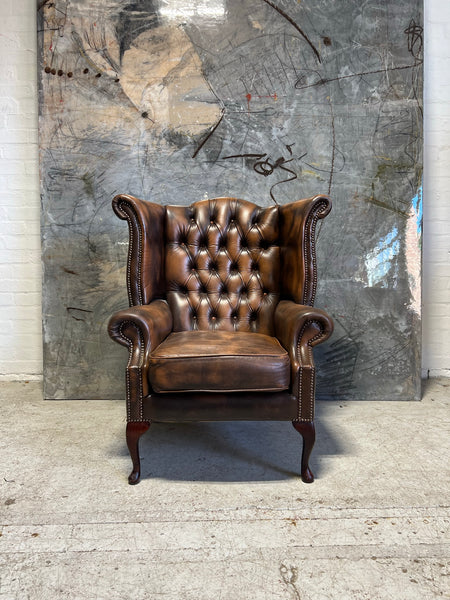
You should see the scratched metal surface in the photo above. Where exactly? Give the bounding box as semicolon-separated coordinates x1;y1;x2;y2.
38;0;422;400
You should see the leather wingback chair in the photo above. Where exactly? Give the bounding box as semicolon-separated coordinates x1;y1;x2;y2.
108;194;333;484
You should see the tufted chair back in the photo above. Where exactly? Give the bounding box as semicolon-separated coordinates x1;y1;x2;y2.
165;198;280;335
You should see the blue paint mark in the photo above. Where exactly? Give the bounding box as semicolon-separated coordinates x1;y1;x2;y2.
411;184;423;238
366;226;400;287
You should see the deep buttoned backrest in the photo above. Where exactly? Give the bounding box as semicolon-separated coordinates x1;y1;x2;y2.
165;198;280;334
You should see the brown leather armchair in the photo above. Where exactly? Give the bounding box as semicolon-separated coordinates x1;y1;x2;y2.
108;194;333;484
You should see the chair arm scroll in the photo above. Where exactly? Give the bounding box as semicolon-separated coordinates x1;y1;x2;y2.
108;300;173;420
275;300;333;421
275;300;333;365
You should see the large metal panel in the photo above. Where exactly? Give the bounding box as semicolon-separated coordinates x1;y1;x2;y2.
38;0;422;400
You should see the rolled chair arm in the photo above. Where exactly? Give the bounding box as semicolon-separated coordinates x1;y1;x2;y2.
108;300;173;420
275;300;333;363
274;300;334;421
108;300;173;359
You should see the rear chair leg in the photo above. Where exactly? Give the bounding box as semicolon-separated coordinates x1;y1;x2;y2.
292;421;316;483
126;421;151;485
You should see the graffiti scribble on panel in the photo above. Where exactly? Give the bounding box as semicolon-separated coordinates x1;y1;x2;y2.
38;0;422;400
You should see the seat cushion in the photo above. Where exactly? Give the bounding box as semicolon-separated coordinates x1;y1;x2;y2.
149;331;290;393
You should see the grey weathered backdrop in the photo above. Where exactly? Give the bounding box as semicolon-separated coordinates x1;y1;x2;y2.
38;0;423;400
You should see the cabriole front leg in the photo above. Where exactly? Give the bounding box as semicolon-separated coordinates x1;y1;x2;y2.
292;421;316;483
126;421;151;484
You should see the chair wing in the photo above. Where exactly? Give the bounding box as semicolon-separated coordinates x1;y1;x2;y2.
113;194;166;306
279;195;332;306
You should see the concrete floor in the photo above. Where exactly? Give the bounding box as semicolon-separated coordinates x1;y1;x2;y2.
0;380;448;599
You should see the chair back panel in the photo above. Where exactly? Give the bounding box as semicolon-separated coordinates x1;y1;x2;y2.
165;198;280;334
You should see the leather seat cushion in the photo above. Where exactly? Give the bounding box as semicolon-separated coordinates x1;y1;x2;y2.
149;331;290;393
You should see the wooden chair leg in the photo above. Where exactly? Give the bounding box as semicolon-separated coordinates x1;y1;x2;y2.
126;421;151;485
292;421;316;483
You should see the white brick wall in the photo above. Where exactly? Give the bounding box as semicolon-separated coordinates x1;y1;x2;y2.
0;0;41;379
423;0;450;377
0;0;448;381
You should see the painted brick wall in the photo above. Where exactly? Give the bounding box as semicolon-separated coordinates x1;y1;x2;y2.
423;1;450;377
0;0;448;380
0;0;41;380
